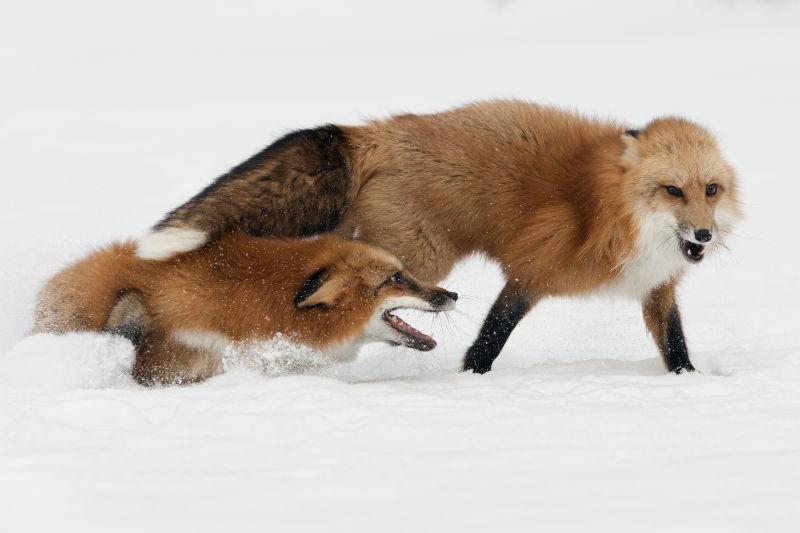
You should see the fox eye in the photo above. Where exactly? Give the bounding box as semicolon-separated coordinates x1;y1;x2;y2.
378;271;404;290
706;183;718;196
665;185;683;197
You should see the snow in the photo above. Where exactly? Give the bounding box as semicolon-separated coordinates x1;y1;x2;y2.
2;0;799;531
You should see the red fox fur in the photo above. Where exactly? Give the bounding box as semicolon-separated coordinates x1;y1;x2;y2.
137;100;743;373
33;231;457;385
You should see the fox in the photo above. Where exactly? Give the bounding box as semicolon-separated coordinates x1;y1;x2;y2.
136;99;742;374
32;231;458;385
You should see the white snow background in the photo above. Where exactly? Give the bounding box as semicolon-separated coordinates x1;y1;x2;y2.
1;1;799;531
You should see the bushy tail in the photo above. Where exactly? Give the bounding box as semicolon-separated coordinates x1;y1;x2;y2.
32;242;142;335
137;125;357;260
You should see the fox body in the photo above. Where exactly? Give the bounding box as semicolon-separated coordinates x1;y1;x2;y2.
139;100;742;373
34;231;457;384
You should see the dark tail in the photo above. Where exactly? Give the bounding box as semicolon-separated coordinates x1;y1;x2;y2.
137;124;358;260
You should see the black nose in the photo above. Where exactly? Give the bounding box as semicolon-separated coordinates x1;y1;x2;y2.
695;229;712;243
432;290;458;307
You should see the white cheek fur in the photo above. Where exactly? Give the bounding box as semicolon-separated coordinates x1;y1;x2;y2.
715;204;741;232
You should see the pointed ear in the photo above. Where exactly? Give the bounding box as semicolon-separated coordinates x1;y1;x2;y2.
294;269;348;308
620;129;641;169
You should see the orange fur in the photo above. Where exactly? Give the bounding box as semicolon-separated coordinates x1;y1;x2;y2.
340;101;741;296
133;99;744;372
33;231;456;384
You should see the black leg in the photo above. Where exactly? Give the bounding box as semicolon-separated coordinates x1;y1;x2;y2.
662;306;695;373
462;284;533;374
642;281;695;373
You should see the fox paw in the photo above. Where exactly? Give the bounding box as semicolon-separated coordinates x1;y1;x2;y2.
672;363;698;374
462;356;493;374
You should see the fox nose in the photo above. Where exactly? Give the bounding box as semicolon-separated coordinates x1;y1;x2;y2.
432;290;458;308
694;229;713;243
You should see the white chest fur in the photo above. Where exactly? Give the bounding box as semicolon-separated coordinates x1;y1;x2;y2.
602;211;687;300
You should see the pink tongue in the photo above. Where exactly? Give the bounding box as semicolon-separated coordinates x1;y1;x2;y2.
386;313;434;344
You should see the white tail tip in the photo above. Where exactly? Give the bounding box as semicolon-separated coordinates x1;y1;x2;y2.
136;228;208;260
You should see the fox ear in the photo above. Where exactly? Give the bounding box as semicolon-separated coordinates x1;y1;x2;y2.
294;269;348;308
620;129;641;169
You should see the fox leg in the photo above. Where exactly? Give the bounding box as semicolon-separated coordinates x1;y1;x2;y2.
132;331;223;386
462;283;536;374
138;125;357;259
104;291;150;345
642;281;696;373
105;292;222;385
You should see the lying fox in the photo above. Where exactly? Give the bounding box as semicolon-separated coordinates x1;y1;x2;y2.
33;231;457;385
137;100;743;374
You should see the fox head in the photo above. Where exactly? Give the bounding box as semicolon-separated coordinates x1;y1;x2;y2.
293;239;457;351
620;119;743;264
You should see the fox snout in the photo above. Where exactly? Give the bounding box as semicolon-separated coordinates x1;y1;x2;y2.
388;272;458;313
694;228;712;243
429;288;458;311
371;279;457;352
679;223;716;245
674;221;719;263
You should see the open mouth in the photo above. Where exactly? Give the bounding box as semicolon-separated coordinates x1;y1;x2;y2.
679;237;705;263
382;309;436;351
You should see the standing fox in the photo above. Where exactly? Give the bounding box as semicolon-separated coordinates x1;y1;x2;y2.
33;232;457;385
138;100;742;374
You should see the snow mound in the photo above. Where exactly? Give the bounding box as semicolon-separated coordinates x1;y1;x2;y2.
0;333;137;391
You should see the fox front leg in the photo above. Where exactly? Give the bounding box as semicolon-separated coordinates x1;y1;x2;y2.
462;283;535;374
642;280;696;373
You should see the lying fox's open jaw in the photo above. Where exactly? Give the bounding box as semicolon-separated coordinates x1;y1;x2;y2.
382;308;436;351
365;294;456;351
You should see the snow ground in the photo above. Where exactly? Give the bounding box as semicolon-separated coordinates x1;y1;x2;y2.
1;1;799;531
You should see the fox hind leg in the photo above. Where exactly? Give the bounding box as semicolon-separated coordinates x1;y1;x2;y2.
103;291;150;347
132;331;222;386
104;291;222;385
